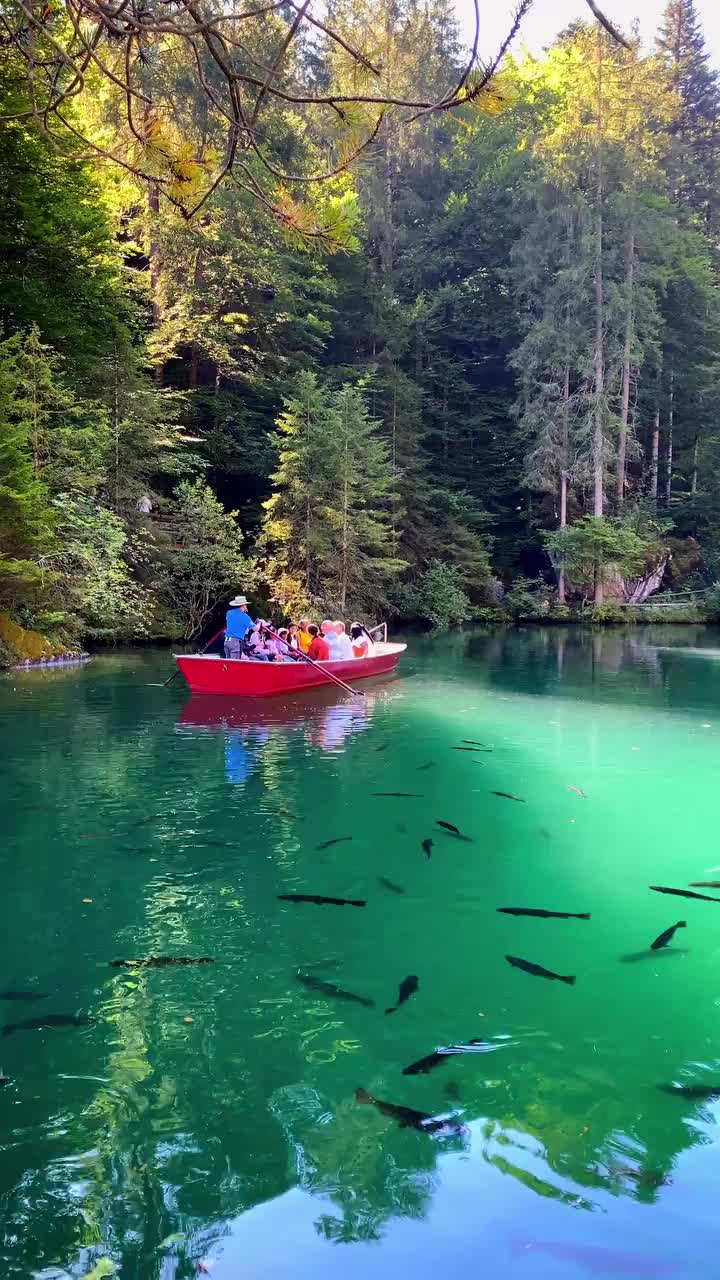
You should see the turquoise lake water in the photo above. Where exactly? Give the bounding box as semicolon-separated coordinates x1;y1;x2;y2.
2;626;720;1279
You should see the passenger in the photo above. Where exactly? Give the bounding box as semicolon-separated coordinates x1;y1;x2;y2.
333;620;353;660
350;623;369;659
322;619;341;660
275;628;295;661
297;619;312;654
224;594;255;660
307;623;330;661
286;624;301;651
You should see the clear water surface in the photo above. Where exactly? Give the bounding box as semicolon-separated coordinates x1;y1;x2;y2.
2;626;720;1279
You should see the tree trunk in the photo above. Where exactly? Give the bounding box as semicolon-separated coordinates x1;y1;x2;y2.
340;412;349;614
617;221;635;504
691;434;699;494
592;29;605;604
649;359;662;504
558;364;570;605
665;359;674;506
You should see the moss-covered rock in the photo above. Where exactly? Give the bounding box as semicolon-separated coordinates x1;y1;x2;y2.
0;612;84;667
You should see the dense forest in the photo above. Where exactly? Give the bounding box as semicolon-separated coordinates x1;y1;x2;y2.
2;0;720;661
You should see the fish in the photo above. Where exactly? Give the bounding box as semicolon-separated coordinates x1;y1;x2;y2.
422;838;434;860
650;885;720;903
355;1087;464;1136
567;786;587;798
277;894;366;907
417;762;435;771
659;1083;720;1100
2;1014;96;1036
452;747;491;753
110;957;214;968
689;881;720;888
373;792;424;798
0;990;50;1001
385;974;419;1014
491;791;525;802
378;877;405;894
505;955;575;985
403;1039;487;1075
651;921;686;950
436;821;472;842
375;743;389;752
463;740;487;746
316;836;353;850
497;907;590;920
296;973;375;1007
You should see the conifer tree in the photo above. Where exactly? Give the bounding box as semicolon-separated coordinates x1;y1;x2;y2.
656;0;720;232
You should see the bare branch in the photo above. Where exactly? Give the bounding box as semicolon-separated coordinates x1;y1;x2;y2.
584;0;632;50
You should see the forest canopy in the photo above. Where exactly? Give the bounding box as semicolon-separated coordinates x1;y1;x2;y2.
2;0;720;656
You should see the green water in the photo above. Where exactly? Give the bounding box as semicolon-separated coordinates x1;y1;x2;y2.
3;627;720;1279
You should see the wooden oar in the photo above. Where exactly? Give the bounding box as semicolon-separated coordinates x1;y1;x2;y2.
162;627;225;687
266;627;364;698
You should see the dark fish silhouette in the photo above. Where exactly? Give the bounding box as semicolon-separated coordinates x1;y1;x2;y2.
436;821;472;841
2;1014;96;1036
0;990;49;1001
417;762;435;771
316;836;352;850
422;838;434;860
492;791;524;802
110;957;214;968
375;743;389;752
497;907;590;920
689;881;720;888
385;974;419;1014
403;1039;486;1075
278;894;366;907
463;740;487;746
355;1087;464;1135
650;885;720;903
505;955;575;985
651;921;686;950
659;1083;720;1100
296;973;375;1007
452;747;491;753
378;877;405;895
373;792;423;798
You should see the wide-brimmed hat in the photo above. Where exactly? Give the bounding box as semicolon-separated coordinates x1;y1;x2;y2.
229;595;248;607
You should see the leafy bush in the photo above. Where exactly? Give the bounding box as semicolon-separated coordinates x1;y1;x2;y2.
503;576;552;620
701;584;720;622
394;560;471;630
587;602;626;624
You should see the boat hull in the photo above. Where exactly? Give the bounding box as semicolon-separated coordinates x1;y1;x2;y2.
174;644;406;696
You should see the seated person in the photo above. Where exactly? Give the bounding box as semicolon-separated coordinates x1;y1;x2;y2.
321;619;341;659
350;623;370;659
307;624;330;661
333;620;353;660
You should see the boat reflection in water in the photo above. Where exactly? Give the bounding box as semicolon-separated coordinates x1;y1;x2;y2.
177;686;378;784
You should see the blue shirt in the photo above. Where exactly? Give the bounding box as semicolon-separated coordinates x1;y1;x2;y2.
225;608;255;639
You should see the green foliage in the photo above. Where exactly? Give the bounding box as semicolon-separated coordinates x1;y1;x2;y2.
262;374;404;617
159;481;252;639
502;576;554;621
545;516;660;592
586;602;627;625
45;497;149;640
393;561;472;630
701;584;720;622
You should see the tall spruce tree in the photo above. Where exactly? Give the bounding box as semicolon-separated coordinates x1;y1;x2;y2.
656;0;720;234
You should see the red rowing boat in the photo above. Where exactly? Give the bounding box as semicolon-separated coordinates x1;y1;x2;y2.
174;642;406;696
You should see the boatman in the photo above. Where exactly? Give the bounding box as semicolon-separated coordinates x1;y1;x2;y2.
224;594;255;659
